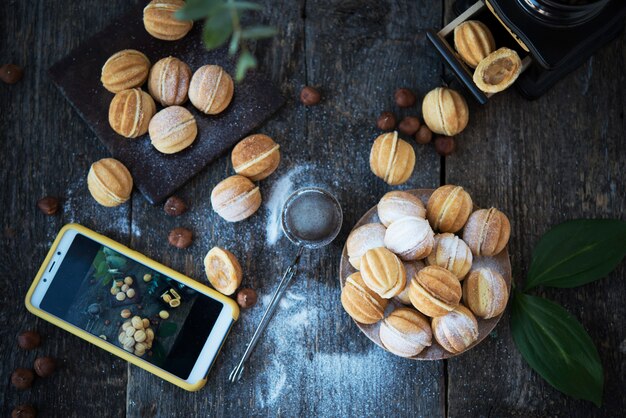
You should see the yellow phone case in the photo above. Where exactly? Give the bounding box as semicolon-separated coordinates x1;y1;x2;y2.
25;223;239;392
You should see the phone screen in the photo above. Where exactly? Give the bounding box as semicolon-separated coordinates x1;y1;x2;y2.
39;233;225;380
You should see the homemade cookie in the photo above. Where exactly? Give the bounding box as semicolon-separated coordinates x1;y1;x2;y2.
211;175;261;222
426;233;473;279
431;305;478;354
384;216;434;261
409;265;461;317
147;56;192;106
87;158;133;207
426;185;473;233
189;65;234;115
108;88;156;138
143;0;193;41
462;207;511;256
101;49;150;93
422;87;469;136
341;272;388;324
231;134;281;181
149;106;197;154
360;247;406;299
346;223;386;270
369;131;415;185
463;268;508;319
204;247;243;295
377;190;426;227
379;307;432;357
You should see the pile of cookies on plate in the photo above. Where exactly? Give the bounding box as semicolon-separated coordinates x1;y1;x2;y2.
341;185;511;357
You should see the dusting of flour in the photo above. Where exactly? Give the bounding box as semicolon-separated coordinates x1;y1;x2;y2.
264;165;308;246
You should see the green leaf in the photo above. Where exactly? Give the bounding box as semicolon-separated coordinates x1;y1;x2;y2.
175;0;223;21
525;219;626;291
157;322;178;338
240;25;277;40
202;10;233;50
235;50;256;81
228;30;240;55
511;292;603;406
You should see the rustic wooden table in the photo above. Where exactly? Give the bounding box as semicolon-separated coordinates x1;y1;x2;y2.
2;1;625;417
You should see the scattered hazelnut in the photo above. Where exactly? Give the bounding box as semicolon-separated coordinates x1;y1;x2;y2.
0;64;24;84
143;274;152;282
33;357;56;378
37;196;59;215
121;309;132;318
11;404;37;418
168;227;193;249
236;288;258;309
17;331;41;350
163;196;187;216
376;111;396;130
398;116;421;136
434;136;456;156
300;86;321;105
394;88;416;107
11;368;35;390
159;310;170;319
415;125;433;144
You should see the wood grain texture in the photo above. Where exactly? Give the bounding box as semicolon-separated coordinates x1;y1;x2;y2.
443;2;626;417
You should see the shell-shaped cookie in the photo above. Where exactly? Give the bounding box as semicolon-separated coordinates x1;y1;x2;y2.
143;0;193;41
379;307;432;357
147;56;192;106
231;134;281;181
422;87;469;136
463;268;508;319
473;48;522;94
384;216;434;261
189;65;234;115
409;265;462;317
426;233;473;279
87;158;133;207
462;207;511;256
369;131;415;186
211;175;262;222
431;305;478;354
341;272;389;324
204;247;243;295
101;49;151;93
426;185;473;233
377;191;426;227
346;223;386;270
149;106;197;154
454;20;496;68
360;247;406;299
395;260;425;305
108;88;156;138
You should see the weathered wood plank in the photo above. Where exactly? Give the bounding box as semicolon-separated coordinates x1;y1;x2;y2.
443;4;626;417
0;1;138;417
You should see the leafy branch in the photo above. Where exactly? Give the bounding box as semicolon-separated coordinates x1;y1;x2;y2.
176;0;277;81
511;219;626;407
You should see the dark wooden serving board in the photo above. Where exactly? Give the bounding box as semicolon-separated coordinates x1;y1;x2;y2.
49;4;284;204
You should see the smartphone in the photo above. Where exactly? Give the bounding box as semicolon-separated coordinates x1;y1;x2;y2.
25;224;239;391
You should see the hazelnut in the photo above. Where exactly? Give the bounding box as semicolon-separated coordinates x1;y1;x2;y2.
415;125;433;144
159;310;170;319
426;185;473;233
204;247;243;295
398;116;421;136
149;106;197;154
11;368;35;390
434;136;456;156
463;268;509;319
376;111;396;130
422;87;469;136
431;305;478;354
108;88;156;138
11;404;37;418
462;208;511;256
163;196;187;216
143;0;193;41
143;273;153;282
394;88;416;107
87;158;133;207
100;50;150;93
473;47;522;93
300;86;321;105
37;196;59;215
168;227;193;249
211;175;262;222
360;247;406;299
126;288;136;298
33;357;56;378
147;56;192;106
236;288;258;309
189;65;233;115
17;330;41;350
341;272;388;324
231;134;281;181
454;20;496;68
1;64;24;84
369;131;416;185
409;265;462;317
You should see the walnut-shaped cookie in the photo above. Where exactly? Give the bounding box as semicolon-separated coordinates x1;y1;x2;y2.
204;247;243;295
369;131;415;186
395;260;425;305
377;190;426;227
463;268;508;319
231;134;281;181
101;49;150;93
143;0;193;41
384;216;434;261
147;56;192;106
211;175;261;222
422;87;469;136
409;265;461;317
379;307;432;357
426;185;473;233
189;65;234;115
108;88;156;138
149;106;197;154
426;233;473;279
341;272;388;324
473;48;522;94
454;20;496;68
360;247;406;299
462;207;511;256
87;158;133;207
431;305;478;354
346;223;386;270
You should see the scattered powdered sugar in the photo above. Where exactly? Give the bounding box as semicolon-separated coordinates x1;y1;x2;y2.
264;165;307;246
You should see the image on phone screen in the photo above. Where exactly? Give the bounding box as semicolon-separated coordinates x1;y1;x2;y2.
39;233;225;380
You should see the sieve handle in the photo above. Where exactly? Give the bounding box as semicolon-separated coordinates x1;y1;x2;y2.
229;246;305;383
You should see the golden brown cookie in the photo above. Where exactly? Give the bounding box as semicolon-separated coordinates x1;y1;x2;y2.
369;131;415;186
189;65;234;115
147;56;192;106
409;265;461;317
87;158;133;207
379;307;432;357
101;50;150;93
384;216;434;261
143;0;193;41
473;48;522;93
211;175;261;222
462;207;511;256
149;106;197;154
454;20;496;68
204;247;243;295
422;87;469;136
426;233;473;279
346;223;387;270
108;88;156;138
431;305;478;354
341;272;388;324
426;185;473;233
231;134;281;181
377;191;426;227
360;247;406;299
463;268;508;319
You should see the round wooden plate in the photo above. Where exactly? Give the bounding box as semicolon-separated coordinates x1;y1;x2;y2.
339;189;512;360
